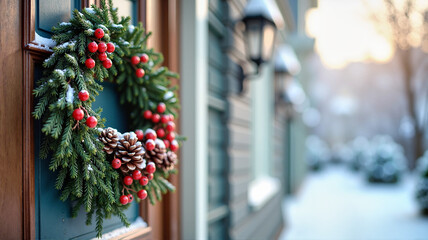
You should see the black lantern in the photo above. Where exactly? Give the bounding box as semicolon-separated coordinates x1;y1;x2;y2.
242;0;278;72
237;0;281;93
274;45;301;105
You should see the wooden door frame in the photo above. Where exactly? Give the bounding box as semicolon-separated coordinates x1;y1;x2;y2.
21;0;180;239
144;1;180;239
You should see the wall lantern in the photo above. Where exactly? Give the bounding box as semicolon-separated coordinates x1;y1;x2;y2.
238;0;283;93
274;45;301;104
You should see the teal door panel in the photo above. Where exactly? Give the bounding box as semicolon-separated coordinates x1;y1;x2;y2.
92;81;130;133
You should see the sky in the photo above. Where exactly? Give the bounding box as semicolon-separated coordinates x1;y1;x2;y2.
305;0;428;69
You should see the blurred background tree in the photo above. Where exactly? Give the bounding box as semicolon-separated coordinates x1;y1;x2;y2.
372;0;428;166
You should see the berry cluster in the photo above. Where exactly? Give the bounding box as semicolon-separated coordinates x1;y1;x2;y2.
72;90;97;128
113;159;156;205
85;28;115;69
130;53;149;78
142;103;179;152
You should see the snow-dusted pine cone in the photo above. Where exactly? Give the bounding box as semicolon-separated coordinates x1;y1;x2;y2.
115;132;146;174
99;127;120;154
163;151;178;171
145;139;167;167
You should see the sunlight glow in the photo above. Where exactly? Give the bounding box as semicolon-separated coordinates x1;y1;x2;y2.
305;0;398;69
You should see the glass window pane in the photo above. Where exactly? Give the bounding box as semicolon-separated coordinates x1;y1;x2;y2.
111;0;136;24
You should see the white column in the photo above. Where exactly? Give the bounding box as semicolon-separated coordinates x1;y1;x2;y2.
180;0;209;239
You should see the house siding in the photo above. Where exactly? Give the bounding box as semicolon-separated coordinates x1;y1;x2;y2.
223;0;284;239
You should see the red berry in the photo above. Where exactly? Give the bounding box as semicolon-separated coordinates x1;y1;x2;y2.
111;158;121;169
152;114;160;123
106;42;115;53
169;114;175;121
163;139;170;149
78;90;89;101
98;52;107;61
85;58;95;69
166;122;175;132
123;176;133;185
103;59;112;69
145;129;157;140
86;116;98;128
132;170;142;180
88;41;98;53
94;28;105;39
139;176;149;186
157;103;166;113
137;189;147;200
156;128;165;138
140;54;149;63
161;115;169;124
136;68;145;78
145;139;155;151
146;162;156;174
119;195;129;205
131;56;140;65
143;110;152;119
166;132;175;142
147;173;154;180
127;194;134;203
135;129;144;141
170;140;179;152
72;109;84;121
98;42;107;52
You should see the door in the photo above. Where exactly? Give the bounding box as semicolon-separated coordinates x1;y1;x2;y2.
32;1;141;239
22;0;180;239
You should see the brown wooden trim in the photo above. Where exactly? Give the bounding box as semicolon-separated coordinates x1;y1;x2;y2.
23;0;35;47
139;0;147;28
22;50;38;240
162;1;180;240
22;0;51;238
1;0;24;238
81;0;97;7
23;48;53;240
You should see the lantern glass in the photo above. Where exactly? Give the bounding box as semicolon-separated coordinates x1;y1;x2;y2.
245;19;263;64
261;22;276;62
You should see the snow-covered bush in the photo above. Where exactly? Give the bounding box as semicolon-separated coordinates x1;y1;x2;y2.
364;136;407;183
349;137;370;171
306;135;331;171
415;150;428;213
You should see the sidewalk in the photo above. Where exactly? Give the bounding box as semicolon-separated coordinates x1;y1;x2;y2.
279;166;428;240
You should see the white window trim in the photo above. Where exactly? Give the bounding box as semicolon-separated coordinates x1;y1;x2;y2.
180;0;209;239
248;176;281;211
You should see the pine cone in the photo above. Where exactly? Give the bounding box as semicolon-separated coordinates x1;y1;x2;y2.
145;139;167;167
115;132;146;174
163;151;178;171
99;127;119;154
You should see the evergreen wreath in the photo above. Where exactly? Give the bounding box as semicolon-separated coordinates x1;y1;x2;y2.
33;1;181;237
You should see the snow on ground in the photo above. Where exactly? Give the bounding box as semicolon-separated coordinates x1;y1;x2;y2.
280;166;428;240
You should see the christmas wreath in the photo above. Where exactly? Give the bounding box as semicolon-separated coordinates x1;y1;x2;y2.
33;1;181;237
